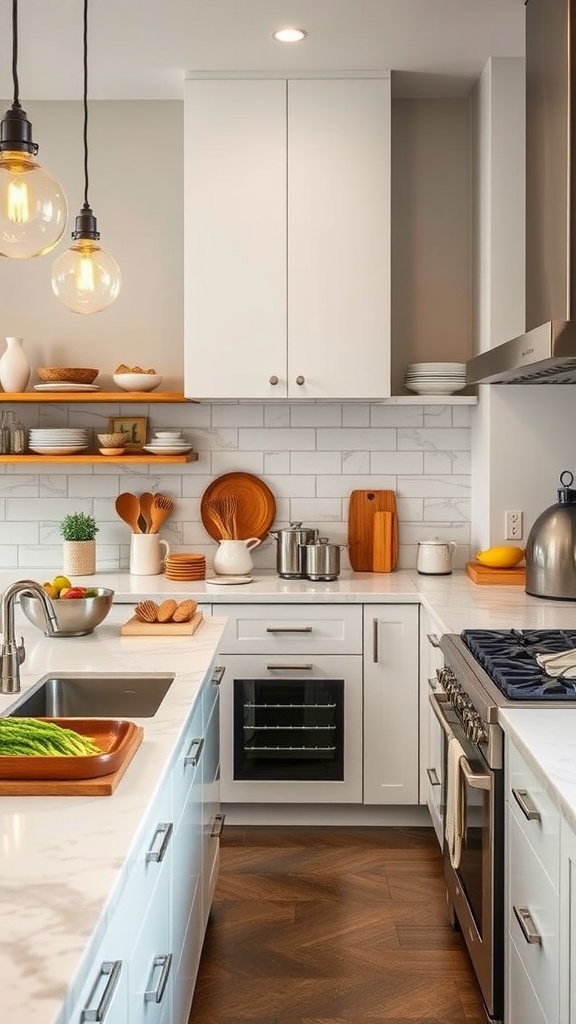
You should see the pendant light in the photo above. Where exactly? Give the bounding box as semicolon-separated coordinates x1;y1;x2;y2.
0;0;68;258
51;0;120;314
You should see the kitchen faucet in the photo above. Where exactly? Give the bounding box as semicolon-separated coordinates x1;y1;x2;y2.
0;580;58;695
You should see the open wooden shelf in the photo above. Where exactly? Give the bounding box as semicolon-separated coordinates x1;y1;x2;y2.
0;451;199;464
0;392;196;403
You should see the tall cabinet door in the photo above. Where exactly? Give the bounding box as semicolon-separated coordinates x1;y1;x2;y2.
287;77;391;399
363;604;419;804
184;79;287;398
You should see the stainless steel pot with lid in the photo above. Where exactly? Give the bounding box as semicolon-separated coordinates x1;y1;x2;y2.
302;538;344;582
269;522;318;579
525;469;576;599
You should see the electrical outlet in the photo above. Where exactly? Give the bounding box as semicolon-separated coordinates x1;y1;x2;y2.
504;510;523;541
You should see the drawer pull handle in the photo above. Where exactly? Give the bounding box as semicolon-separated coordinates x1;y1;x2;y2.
146;822;173;863
266;663;314;670
210;812;226;838
185;737;204;766
81;960;122;1021
426;767;440;786
211;665;225;686
427;633;442;648
266;626;313;633
512;788;542;822
513;905;542;945
144;953;172;1003
373;618;379;663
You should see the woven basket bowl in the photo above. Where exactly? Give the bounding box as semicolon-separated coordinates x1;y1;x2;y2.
97;432;129;448
36;367;99;384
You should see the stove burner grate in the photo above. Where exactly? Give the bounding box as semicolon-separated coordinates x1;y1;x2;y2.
461;629;576;699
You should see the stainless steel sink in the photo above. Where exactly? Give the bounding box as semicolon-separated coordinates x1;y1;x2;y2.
4;672;175;718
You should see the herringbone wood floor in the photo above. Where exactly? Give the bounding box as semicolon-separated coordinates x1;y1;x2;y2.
189;825;486;1024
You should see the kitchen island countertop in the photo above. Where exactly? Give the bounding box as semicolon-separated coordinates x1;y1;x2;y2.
3;569;576;1023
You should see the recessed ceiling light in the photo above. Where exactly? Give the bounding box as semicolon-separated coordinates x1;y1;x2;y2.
273;27;307;43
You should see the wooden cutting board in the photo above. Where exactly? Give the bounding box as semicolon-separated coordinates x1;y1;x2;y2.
465;562;526;585
0;725;143;796
348;490;398;572
120;610;204;636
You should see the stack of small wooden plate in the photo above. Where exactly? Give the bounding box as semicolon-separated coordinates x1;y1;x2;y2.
164;553;206;581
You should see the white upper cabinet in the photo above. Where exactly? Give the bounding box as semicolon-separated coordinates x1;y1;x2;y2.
184;76;391;400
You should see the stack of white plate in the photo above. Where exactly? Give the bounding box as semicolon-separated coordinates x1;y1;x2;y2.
404;362;467;395
142;430;194;456
28;428;90;455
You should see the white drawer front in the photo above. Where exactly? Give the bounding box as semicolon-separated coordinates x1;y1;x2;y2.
508;810;560;1024
218;603;362;655
507;934;548;1024
507;741;560;888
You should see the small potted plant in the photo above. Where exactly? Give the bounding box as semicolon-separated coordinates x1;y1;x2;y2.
60;512;99;576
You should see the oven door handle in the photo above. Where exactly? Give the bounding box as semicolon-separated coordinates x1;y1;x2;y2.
429;693;492;792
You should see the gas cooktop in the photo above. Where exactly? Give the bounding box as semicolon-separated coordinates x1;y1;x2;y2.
461;629;576;700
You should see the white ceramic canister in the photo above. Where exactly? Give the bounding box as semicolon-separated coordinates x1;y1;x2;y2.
0;336;30;393
213;538;261;576
416;539;457;575
130;534;170;575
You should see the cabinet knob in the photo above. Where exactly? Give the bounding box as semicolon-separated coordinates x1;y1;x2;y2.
269;375;279;386
295;375;305;386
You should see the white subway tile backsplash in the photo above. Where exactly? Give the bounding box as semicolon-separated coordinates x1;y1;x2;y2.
291;451;342;475
318;427;396;451
0;399;472;570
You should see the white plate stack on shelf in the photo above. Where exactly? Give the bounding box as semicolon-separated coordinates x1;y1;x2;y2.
142;429;194;456
403;362;467;395
28;428;90;456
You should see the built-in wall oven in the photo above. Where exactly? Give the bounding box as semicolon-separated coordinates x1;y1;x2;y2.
217;603;364;804
220;652;363;802
434;627;576;1024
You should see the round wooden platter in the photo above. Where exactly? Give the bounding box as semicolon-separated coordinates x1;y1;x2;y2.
200;472;276;541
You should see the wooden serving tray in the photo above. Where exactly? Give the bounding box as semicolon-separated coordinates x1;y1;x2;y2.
466;562;526;585
120;610;204;636
348;489;398;571
0;721;143;795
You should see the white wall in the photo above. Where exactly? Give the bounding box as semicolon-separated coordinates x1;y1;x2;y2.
0;100;184;389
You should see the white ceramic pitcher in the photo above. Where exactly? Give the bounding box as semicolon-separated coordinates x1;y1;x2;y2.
130;534;170;575
213;538;260;576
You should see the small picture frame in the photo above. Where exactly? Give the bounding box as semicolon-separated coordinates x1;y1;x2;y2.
108;415;148;449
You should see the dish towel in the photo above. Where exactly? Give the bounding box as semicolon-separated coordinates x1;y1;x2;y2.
536;648;576;678
445;736;466;869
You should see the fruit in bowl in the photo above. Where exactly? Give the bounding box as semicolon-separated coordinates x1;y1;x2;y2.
113;365;162;392
22;585;114;636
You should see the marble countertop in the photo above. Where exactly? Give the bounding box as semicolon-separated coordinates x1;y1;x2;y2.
2;567;576;633
0;606;227;1024
4;567;576;1023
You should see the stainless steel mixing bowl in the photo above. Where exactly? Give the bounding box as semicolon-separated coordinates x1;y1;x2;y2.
20;588;114;637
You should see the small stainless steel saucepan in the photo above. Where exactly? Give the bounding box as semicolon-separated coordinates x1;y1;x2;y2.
302;538;345;581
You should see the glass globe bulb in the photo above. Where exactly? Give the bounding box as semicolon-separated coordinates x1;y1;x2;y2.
0;150;68;258
52;239;121;314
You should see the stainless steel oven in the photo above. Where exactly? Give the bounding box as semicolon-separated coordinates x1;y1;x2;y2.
430;678;503;1023
435;627;576;1024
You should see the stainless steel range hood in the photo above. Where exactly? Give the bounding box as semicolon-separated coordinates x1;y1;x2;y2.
467;0;576;385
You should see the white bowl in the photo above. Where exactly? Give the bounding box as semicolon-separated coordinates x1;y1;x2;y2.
155;430;182;438
112;373;162;392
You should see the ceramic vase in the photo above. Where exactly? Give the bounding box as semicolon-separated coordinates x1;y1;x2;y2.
0;336;30;393
62;540;96;576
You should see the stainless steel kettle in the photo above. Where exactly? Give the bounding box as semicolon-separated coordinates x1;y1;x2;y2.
269;522;318;579
525;470;576;599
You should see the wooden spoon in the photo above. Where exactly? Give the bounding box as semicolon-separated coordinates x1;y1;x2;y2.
138;491;155;534
149;494;174;534
115;492;143;533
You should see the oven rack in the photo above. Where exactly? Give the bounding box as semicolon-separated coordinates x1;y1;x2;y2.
243;724;336;731
244;745;337;753
244;701;336;709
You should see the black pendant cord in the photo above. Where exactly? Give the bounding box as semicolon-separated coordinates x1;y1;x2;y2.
72;0;99;240
11;0;20;109
81;0;90;211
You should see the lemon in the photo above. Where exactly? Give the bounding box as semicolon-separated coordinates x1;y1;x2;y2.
475;545;525;568
51;574;71;594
